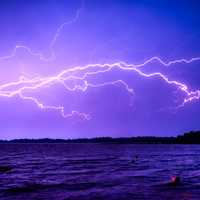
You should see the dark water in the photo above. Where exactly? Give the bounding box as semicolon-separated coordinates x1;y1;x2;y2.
0;144;200;200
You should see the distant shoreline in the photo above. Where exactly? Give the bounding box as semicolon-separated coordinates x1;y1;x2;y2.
1;131;200;144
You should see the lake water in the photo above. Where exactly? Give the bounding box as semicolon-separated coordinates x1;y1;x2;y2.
0;144;200;200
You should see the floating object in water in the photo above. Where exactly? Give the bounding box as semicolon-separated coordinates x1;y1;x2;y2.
131;159;135;163
156;176;181;187
169;176;181;186
0;166;12;173
131;155;139;163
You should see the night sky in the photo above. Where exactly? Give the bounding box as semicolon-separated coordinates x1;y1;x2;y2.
0;0;200;139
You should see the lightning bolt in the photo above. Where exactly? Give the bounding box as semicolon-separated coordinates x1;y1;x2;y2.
0;0;83;62
0;57;199;120
0;0;199;120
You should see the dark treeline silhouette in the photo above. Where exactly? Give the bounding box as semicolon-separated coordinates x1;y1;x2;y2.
1;131;200;144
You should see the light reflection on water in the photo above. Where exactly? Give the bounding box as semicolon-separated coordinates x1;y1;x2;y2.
0;144;200;200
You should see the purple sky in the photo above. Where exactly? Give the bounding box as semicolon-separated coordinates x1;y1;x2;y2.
0;0;200;139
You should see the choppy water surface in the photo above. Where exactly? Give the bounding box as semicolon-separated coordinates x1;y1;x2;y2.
0;144;200;200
